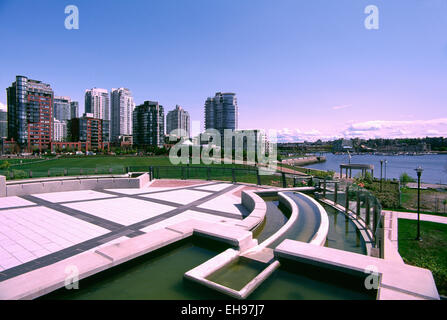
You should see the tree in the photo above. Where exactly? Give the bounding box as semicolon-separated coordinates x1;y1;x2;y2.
400;172;415;187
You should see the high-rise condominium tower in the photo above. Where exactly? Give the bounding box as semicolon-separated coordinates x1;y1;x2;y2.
111;88;135;142
54;96;72;122
6;75;54;151
85;88;109;121
204;92;238;133
85;88;110;141
69;113;109;151
53;119;67;142
70;101;79;119
166;105;190;138
133;101;164;147
0;105;7;139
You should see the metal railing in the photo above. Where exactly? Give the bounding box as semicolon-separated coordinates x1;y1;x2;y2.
1;165;313;189
316;178;384;257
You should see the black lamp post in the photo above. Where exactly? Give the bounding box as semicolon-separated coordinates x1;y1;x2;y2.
380;160;384;191
415;166;423;241
384;160;388;181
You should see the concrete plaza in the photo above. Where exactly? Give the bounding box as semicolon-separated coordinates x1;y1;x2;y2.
0;179;263;281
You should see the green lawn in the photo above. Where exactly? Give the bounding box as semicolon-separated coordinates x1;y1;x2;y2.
278;163;334;179
0;155;262;181
3;158;47;166
398;219;447;296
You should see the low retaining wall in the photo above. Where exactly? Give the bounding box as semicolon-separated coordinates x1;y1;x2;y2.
184;250;280;299
381;211;404;264
298;193;329;246
274;239;440;300
239;190;267;231
1;173;150;197
0;175;5;197
254;191;298;249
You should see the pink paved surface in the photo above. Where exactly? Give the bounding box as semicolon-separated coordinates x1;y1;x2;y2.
0;181;243;275
383;210;447;225
148;180;209;187
232;186;264;198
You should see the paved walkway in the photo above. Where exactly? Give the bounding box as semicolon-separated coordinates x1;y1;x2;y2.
383;210;447;225
406;182;447;190
0;180;261;282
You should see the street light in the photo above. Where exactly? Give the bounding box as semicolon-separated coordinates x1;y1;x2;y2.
384;160;388;180
380;160;384;191
415;166;424;241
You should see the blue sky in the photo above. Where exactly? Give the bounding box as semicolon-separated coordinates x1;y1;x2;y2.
1;0;446;141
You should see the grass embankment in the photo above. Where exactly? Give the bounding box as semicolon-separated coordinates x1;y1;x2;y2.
278;163;334;179
398;219;447;296
1;158;47;166
0;155;291;186
361;180;401;209
400;188;447;215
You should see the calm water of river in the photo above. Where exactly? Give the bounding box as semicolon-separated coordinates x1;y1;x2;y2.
304;153;447;184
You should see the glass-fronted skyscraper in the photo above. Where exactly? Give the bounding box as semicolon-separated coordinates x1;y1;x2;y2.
166;105;190;138
70;101;79;119
111;88;135;142
6;75;54;151
54;96;72;122
0;109;7;139
85;88;109;121
133;101;164;147
204;92;238;133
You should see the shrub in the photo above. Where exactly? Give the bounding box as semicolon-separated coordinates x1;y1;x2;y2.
11;169;27;180
0;161;10;170
400;172;415;187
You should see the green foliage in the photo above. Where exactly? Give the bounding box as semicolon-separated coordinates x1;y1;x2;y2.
0;161;10;170
400;172;416;187
357;179;401;209
307;178;314;187
373;191;400;208
10;169;28;180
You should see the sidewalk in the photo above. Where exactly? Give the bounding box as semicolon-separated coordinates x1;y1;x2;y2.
406;182;447;190
383;210;447;225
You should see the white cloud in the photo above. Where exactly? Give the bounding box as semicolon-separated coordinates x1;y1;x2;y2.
276;117;447;142
348;121;383;131
342;118;447;139
332;104;352;110
277;128;338;142
0;102;6;112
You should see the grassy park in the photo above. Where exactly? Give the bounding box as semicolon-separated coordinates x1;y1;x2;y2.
0;156;250;177
277;163;335;179
0;155;294;186
398;219;447;296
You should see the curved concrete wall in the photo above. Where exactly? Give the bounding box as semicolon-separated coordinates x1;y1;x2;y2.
255;191;299;249
239;190;267;232
298;192;329;246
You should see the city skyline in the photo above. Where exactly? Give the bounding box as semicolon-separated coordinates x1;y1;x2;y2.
1;0;447;141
